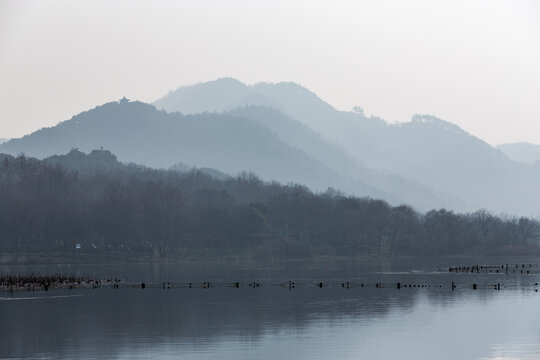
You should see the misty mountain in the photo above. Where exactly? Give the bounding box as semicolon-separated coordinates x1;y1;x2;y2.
154;78;253;114
154;78;540;215
45;148;123;175
0;138;7;144
371;116;540;215
0;100;405;204
227;106;356;177
169;162;232;181
0;98;465;210
154;78;355;143
44;148;234;183
226;106;464;211
498;142;540;165
0;101;330;187
4;77;539;214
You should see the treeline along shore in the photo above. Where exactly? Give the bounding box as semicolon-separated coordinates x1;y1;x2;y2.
0;150;539;263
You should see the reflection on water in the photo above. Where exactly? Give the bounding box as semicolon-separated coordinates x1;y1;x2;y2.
1;258;540;360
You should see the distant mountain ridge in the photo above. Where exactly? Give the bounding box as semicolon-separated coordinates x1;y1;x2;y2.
154;78;354;142
0;100;400;204
0;99;462;211
153;78;540;216
226;106;464;210
498;142;540;165
2;78;540;214
0;101;337;186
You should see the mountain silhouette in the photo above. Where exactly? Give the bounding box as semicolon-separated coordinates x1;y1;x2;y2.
3;78;540;214
226;106;463;211
154;78;540;215
0;100;411;205
0;99;465;210
498;142;540;165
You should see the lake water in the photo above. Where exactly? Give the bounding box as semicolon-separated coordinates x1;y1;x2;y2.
2;257;540;359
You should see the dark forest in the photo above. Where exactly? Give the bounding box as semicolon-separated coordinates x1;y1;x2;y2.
1;150;539;262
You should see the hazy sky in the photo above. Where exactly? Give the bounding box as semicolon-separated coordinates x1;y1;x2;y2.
1;0;539;145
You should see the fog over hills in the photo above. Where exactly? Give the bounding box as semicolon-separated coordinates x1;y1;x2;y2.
1;100;416;207
226;106;463;211
154;78;540;216
2;78;540;215
154;78;356;144
498;142;540;165
0;101;342;191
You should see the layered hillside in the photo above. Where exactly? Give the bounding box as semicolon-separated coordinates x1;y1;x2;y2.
154;78;540;215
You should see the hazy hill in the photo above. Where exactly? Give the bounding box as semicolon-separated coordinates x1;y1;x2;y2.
154;78;258;114
44;149;234;182
498;142;540;165
169;162;232;181
154;78;540;215
227;106;363;178
154;78;368;144
227;106;465;211
0;100;404;204
0;138;7;144
3;78;540;214
1;97;468;210
373;115;540;215
45;148;123;175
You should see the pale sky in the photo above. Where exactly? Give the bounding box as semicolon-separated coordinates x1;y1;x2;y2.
1;0;539;145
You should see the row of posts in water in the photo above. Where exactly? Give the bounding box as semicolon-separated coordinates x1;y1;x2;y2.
2;264;539;293
2;279;539;292
448;263;536;274
142;280;536;291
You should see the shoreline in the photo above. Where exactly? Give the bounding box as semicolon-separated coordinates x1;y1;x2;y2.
2;247;540;266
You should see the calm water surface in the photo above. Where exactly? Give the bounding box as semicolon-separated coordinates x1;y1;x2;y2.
1;257;540;359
